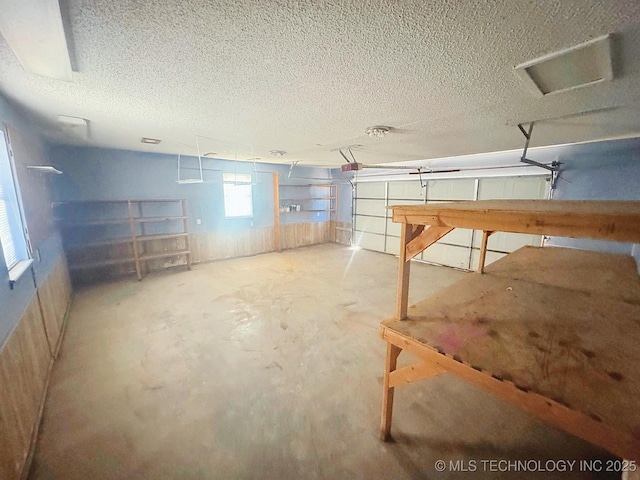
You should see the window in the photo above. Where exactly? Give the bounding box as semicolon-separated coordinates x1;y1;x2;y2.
223;173;253;218
0;130;30;277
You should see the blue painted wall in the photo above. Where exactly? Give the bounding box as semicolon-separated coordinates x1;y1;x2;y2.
49;146;333;235
546;137;640;270
0;95;65;347
331;169;355;225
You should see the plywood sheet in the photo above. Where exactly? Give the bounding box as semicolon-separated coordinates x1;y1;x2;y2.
383;246;640;443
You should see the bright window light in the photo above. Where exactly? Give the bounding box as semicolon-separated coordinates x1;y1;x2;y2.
223;173;253;218
0;130;30;272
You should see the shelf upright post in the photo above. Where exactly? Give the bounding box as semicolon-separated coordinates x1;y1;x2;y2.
333;184;338;242
181;199;192;270
127;200;142;281
273;172;281;252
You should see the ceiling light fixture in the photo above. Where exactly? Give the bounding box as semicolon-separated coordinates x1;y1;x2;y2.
365;126;391;140
141;137;161;144
203;152;217;157
270;150;286;158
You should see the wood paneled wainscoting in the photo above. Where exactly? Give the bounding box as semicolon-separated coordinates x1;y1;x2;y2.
0;255;72;480
335;221;352;246
190;221;336;263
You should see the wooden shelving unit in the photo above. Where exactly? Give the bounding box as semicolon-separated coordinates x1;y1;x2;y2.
272;176;338;252
55;199;192;282
277;184;337;215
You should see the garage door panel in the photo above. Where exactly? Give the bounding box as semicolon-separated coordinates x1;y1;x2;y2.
437;227;473;248
355;199;386;217
427;178;475;201
354;176;546;271
470;249;507;270
388;181;425;200
356;182;385;199
471;231;542;251
387;199;424;216
421;243;470;269
478;176;548;200
385;235;400;255
355;215;386;235
386;218;401;237
354;231;385;252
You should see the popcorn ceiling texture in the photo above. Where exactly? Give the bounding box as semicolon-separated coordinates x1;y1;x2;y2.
0;0;640;165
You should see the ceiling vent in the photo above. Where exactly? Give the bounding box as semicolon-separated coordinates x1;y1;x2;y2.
57;115;88;140
515;34;613;96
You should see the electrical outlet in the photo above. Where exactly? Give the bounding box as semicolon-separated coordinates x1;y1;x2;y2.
196;218;201;225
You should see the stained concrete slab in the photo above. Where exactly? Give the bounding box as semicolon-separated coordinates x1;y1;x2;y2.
29;244;609;479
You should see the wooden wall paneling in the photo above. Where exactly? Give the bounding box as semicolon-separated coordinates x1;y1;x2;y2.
190;227;276;264
137;236;189;272
280;221;333;250
335;221;352;246
0;297;52;480
37;256;73;355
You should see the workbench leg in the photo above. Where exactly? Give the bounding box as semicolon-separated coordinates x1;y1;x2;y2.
381;342;402;441
477;230;493;274
396;223;413;320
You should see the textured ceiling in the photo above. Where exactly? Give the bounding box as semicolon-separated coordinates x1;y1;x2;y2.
1;0;640;166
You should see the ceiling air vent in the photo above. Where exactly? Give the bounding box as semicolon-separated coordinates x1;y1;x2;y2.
515;34;613;96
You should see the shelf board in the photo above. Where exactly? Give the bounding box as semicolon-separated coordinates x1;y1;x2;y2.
280;197;335;201
280;209;335;213
53;200;130;205
136;233;189;242
66;237;133;249
61;218;131;227
139;250;191;261
65;232;189;249
54;199;185;204
69;257;136;270
278;184;334;188
133;216;187;223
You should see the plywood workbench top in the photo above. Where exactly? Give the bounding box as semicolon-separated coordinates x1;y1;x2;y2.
382;246;640;442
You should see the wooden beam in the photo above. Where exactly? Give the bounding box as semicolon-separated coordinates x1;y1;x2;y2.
273;172;281;252
389;361;445;388
405;226;454;260
396;223;413;320
477;230;494;273
381;327;640;461
380;343;402;441
391;200;640;243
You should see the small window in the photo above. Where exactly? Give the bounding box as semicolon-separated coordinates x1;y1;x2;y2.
0;130;30;275
223;173;253;218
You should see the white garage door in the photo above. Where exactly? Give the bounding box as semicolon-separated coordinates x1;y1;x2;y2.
354;175;550;270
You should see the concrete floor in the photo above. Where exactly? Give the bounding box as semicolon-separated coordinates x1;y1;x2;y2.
30;243;610;480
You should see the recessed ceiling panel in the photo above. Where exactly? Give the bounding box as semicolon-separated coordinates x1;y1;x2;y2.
515;35;613;96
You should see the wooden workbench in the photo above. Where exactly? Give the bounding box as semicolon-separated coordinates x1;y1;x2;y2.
380;200;640;461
